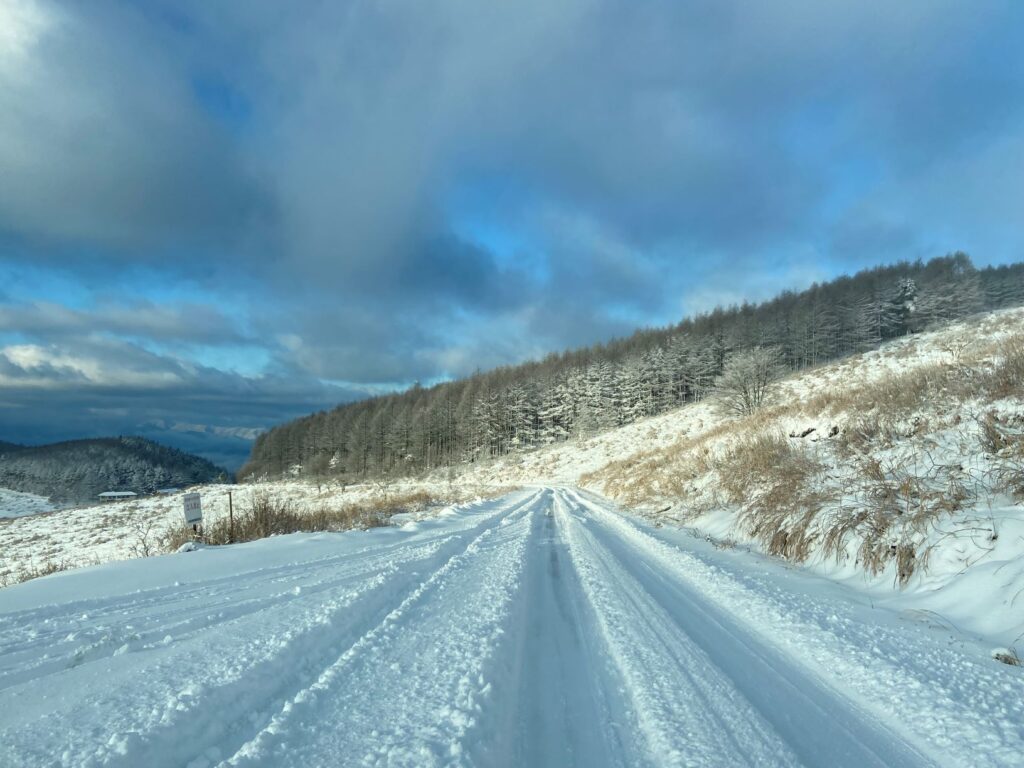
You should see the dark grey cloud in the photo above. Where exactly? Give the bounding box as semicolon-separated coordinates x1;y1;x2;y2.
6;1;1021;269
1;0;1022;452
0;1;264;252
0;335;361;469
0;300;248;346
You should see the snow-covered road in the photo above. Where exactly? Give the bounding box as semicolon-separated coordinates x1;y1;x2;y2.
1;488;1022;767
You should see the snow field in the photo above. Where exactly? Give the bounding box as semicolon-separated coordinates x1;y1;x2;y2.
0;479;503;586
2;488;1022;767
0;488;55;519
0;492;535;767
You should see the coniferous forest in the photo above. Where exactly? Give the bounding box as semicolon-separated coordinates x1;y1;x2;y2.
240;254;1024;483
0;437;228;504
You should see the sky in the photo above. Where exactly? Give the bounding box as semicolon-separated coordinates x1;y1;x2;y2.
1;0;1023;471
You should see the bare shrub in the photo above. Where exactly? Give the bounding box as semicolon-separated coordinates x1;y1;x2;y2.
717;432;831;561
983;335;1024;398
129;518;159;558
994;648;1021;667
161;489;437;553
714;347;785;417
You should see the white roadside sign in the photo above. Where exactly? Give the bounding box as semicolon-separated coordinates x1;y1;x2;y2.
183;492;203;526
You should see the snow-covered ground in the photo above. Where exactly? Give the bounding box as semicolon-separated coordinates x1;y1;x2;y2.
449;308;1024;647
0;488;55;519
2;310;1022;765
7;310;1020;604
1;488;1021;767
0;484;236;585
0;480;504;585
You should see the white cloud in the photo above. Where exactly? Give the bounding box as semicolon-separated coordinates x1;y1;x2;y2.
0;342;185;388
0;0;55;76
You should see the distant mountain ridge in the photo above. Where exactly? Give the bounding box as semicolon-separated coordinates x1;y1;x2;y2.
0;437;229;505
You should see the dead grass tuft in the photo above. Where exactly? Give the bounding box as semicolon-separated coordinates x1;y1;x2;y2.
161;490;436;552
718;431;831;561
994;648;1022;667
0;558;78;588
983;335;1024;398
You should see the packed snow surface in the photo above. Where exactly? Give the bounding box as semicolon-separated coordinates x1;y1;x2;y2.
2;488;1021;767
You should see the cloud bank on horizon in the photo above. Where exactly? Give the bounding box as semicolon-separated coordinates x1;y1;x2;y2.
1;0;1022;468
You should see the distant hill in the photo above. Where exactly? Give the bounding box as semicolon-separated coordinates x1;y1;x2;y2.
0;437;229;505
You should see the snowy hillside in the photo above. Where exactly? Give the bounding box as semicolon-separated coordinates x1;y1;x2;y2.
431;309;1024;643
0;489;54;519
243;257;1024;488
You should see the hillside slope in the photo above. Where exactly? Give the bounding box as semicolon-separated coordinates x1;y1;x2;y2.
241;256;1024;483
0;437;228;504
452;309;1024;639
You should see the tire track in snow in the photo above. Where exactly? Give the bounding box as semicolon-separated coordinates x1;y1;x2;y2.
471;493;631;768
0;531;485;692
553;489;807;767
0;534;472;692
0;498;500;662
0;490;542;768
222;490;547;767
562;488;947;767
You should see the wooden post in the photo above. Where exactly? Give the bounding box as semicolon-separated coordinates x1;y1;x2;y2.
228;491;234;543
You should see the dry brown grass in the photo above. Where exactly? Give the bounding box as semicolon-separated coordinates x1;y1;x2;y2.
717;431;831;561
800;332;1024;423
161;489;437;552
582;322;1024;585
979;413;1011;454
977;411;1024;498
994;648;1022;667
585;407;789;508
0;557;84;588
983;335;1024;398
802;362;957;423
822;451;974;584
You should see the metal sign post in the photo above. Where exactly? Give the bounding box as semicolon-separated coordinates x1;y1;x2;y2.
183;492;203;539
